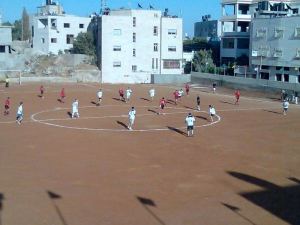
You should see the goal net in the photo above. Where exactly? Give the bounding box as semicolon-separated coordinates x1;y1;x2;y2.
0;70;22;85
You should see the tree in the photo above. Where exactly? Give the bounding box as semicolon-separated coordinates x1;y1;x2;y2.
12;20;22;41
192;49;216;73
22;7;30;41
183;37;208;52
71;32;97;65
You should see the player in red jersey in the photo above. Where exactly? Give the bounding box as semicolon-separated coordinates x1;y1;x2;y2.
174;90;179;105
159;97;166;115
40;86;45;98
119;89;125;102
235;91;241;105
60;88;65;103
4;97;10;115
185;83;190;97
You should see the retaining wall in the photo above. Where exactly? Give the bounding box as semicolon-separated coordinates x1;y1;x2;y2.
151;74;191;84
191;72;300;94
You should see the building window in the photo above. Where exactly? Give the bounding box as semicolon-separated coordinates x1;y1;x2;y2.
153;26;158;36
284;74;289;82
296;48;300;58
113;62;121;67
133;17;136;27
163;60;180;69
156;58;158;69
273;48;283;58
133;48;136;57
132;65;137;72
168;46;176;52
51;38;57;43
253;46;270;57
168;29;177;35
114;29;121;35
154;43;158;52
0;46;5;53
79;24;84;28
41;38;45;43
295;27;300;38
223;38;234;49
274;27;284;39
133;33;136;42
237;39;249;49
152;58;154;69
256;28;267;38
64;23;70;28
113;46;121;51
66;34;74;44
154;13;158;18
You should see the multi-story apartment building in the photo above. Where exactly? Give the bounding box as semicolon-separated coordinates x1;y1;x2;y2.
220;0;252;65
194;15;221;41
251;0;300;83
96;9;183;83
0;8;13;56
29;0;91;54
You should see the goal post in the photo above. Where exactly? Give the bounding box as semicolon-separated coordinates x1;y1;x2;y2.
0;70;22;85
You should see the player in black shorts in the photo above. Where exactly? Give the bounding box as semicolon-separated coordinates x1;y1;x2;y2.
197;94;200;111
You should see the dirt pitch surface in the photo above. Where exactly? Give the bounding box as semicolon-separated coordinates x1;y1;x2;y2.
0;83;299;225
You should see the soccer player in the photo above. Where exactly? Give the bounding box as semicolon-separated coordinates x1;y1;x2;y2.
213;82;216;94
185;83;190;97
16;102;23;124
295;91;298;105
4;97;10;116
159;97;166;115
235;90;241;105
128;106;136;130
185;112;195;137
119;89;125;102
72;99;79;118
174;90;179;105
178;89;184;102
60;88;65;103
149;87;155;101
126;87;132;103
97;89;103;106
40;86;45;98
209;105;216;122
283;99;289;115
5;77;9;88
197;94;200;111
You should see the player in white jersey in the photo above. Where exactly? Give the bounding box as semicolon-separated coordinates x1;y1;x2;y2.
282;99;289;115
185;112;195;137
209;105;216;122
126;87;132;103
149;87;155;101
128;106;136;130
178;89;184;102
16;102;23;124
97;89;103;106
72;99;79;118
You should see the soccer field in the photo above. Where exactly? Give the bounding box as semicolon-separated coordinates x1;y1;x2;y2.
0;83;299;225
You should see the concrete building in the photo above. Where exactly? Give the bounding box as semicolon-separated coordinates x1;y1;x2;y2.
194;15;221;41
29;0;91;54
251;1;300;83
220;0;252;65
0;8;13;56
96;9;183;83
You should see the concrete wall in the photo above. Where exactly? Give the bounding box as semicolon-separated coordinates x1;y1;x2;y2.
191;72;300;93
0;26;12;46
151;74;191;84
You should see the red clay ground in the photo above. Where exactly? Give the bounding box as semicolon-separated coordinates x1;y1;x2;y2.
0;83;299;225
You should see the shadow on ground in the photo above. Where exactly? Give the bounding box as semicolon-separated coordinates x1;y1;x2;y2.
167;126;187;136
227;171;300;225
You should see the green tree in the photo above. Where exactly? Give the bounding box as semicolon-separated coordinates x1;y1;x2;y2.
192;49;216;73
71;32;97;65
22;7;30;41
183;37;208;52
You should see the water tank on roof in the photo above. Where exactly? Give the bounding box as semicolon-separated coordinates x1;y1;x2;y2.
261;1;269;10
278;3;285;11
